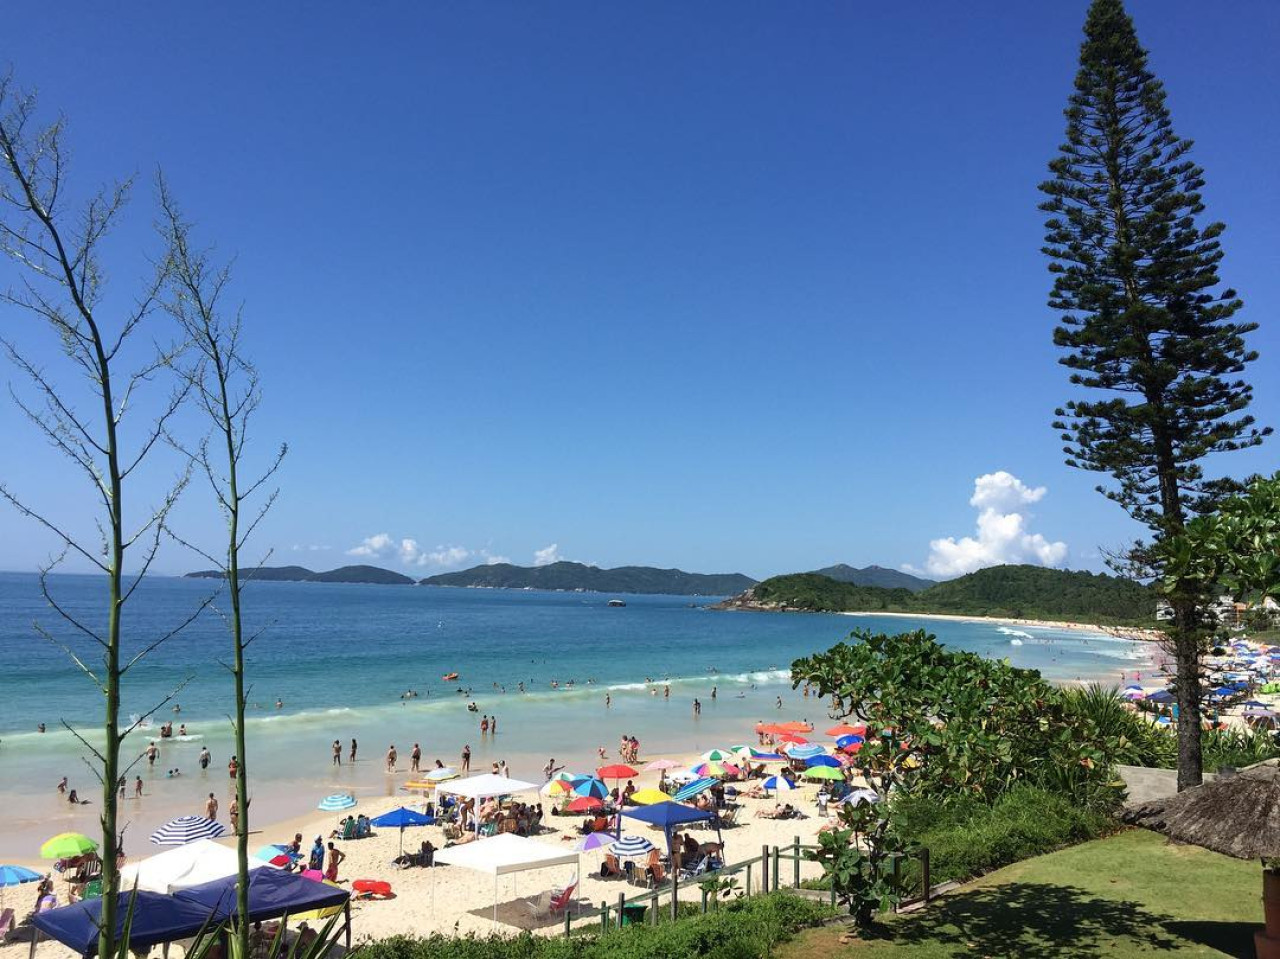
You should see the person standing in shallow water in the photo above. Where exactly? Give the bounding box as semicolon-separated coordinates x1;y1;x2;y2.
461;744;471;773
332;740;341;766
411;743;421;772
386;745;397;773
349;739;358;763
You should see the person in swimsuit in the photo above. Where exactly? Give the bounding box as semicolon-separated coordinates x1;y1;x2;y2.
461;744;471;772
332;740;342;766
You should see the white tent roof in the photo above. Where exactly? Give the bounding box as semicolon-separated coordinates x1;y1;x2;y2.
118;839;270;893
434;773;540;801
433;833;578;877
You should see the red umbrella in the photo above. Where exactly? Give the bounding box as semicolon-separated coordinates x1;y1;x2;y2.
826;724;865;737
777;733;809;745
567;796;604;812
596;764;638;780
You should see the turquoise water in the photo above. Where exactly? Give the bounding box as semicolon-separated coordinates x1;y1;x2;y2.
0;572;1153;858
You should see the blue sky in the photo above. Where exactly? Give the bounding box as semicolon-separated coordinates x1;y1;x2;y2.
1;2;1277;581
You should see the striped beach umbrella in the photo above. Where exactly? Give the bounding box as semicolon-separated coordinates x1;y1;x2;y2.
149;816;227;846
576;831;620;852
785;743;827;760
571;777;609;800
691;761;739;779
610;835;656;858
317;793;356;811
701;748;735;762
426;767;459;782
673;777;718;802
763;776;795;792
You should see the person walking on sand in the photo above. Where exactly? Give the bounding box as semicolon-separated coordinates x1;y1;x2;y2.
325;842;345;882
386;745;397;773
461;744;471;772
332;740;342;766
349;739;358;763
205;792;218;820
411;743;421;772
134;776;144;798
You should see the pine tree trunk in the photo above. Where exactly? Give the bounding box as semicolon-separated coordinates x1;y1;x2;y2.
1172;604;1204;791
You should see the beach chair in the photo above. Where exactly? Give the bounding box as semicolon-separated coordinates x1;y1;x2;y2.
679;855;710;881
644;851;666;887
0;908;14;941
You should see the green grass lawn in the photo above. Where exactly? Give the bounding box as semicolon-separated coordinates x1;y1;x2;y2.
780;829;1262;959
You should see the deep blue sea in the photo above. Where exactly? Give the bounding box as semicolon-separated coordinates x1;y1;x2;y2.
0;572;1153;858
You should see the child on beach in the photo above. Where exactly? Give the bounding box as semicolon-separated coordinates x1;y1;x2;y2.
325;842;345;881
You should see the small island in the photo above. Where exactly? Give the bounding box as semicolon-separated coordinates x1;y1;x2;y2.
420;561;756;596
184;564;415;586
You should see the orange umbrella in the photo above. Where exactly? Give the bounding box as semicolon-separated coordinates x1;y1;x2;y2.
826;723;865;737
567;796;605;812
596;764;638;780
777;733;809;745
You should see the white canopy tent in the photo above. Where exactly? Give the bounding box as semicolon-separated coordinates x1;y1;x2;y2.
433;833;578;925
118;839;271;893
434;773;540;802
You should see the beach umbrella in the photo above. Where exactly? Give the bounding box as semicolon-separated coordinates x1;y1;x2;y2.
806;755;842;768
317;793;356;811
843;789;881;806
750;752;787;763
254;845;297;867
643;759;682;772
776;733;808;745
825;724;865;737
149;816;227;846
691;761;738;779
539;779;572;797
786;743;827;760
1146;690;1176;705
567;796;604;812
402;780;436;793
804;766;845;782
701;748;735;762
0;865;41;887
570;777;609;800
672;778;718;802
835;734;865;749
610;835;655;859
40;832;97;859
597;764;639;781
576;831;620;852
426;766;459;782
371;806;433;855
628;788;672;805
763;776;795;792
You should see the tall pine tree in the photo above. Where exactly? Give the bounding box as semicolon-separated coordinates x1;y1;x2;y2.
1040;0;1268;789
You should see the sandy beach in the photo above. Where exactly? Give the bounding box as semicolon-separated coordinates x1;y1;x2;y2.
0;746;829;958
838;609;1165;641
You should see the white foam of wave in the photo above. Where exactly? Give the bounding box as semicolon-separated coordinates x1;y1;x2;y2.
997;627;1035;640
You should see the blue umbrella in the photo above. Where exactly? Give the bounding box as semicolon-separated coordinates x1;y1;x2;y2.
805;755;842;768
0;864;41;887
672;778;718;802
763;775;796;792
570;777;609;800
1146;690;1176;704
786;744;827;760
318;794;356;811
610;835;655;858
370;807;433;829
835;734;865;749
149;816;227;846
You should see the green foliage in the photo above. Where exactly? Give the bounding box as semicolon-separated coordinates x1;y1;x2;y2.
423;561;756;596
1057;684;1177;769
359;893;832;959
1040;0;1267;533
753;566;1153;625
891;786;1117;888
805;800;909;927
1199;726;1280;773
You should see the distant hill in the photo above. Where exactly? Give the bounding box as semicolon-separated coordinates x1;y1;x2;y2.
421;561;756;596
184;564;414;586
812;564;935;592
719;565;1154;625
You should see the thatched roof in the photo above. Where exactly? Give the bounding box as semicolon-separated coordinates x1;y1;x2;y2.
1123;760;1280;860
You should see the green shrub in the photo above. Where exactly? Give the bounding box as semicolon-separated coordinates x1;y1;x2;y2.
358;893;832;959
892;785;1116;888
1200;726;1280;772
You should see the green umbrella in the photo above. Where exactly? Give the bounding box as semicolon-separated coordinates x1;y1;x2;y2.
803;766;845;781
702;748;735;762
40;832;98;859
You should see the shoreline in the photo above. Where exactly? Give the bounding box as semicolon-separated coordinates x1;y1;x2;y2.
836;609;1164;640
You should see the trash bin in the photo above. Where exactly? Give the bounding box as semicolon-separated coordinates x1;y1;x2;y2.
621;903;647;926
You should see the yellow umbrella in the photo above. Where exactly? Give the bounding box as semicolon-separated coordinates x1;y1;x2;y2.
40;833;97;859
628;788;672;805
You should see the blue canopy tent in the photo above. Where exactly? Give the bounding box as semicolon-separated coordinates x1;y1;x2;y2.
31;891;216;958
621;801;718;854
173;867;351;949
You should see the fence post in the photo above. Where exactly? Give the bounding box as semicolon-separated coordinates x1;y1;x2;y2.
617;892;626;926
921;847;931;903
564;908;571;938
793;836;801;888
745;862;752;896
772;846;780;890
671;868;679;921
761;844;770;893
892;852;902;889
600;901;608;932
650;889;659;925
701;888;708;914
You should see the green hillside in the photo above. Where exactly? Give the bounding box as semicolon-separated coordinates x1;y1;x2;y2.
811;563;935;592
185;564;414;585
421;561;755;596
746;565;1154;625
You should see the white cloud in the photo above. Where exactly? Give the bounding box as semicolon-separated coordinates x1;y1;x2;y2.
290;544;331;552
346;534;496;570
533;543;563;567
921;471;1068;578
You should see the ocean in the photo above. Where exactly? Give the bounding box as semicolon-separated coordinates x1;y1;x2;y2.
0;572;1154;858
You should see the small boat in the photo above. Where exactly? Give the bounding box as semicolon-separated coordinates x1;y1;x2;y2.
442;672;459;681
607;599;626;608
